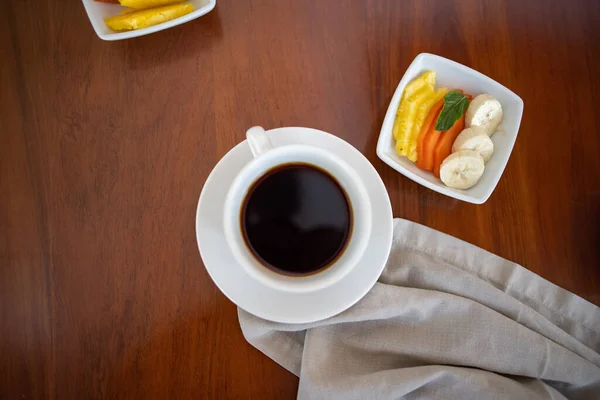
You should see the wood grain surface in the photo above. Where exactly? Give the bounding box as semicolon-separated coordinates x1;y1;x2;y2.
1;0;599;398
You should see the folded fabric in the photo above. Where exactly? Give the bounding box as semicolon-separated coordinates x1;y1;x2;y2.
239;219;600;399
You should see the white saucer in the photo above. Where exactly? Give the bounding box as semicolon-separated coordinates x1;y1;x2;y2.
195;127;393;323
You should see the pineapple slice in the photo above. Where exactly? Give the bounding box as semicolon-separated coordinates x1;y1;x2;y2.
393;70;449;161
119;0;185;9
395;85;433;155
393;71;436;157
105;4;194;31
405;88;448;161
402;71;436;100
393;85;430;140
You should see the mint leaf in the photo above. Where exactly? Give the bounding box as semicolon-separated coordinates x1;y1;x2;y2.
435;90;470;131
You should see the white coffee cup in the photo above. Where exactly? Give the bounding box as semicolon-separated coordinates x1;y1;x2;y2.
223;126;372;293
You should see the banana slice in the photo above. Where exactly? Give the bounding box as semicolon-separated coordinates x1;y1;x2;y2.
452;126;494;163
440;150;485;190
465;94;503;136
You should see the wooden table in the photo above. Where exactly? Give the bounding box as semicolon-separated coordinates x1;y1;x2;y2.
2;0;599;397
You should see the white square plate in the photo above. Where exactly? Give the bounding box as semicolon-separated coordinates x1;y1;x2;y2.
376;53;524;204
82;0;216;41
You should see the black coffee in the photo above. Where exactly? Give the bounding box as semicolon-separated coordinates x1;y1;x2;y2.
241;163;352;275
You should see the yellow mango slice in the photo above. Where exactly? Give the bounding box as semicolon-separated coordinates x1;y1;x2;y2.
105;4;194;31
119;0;184;9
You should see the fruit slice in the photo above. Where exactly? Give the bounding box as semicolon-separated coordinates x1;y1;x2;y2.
119;7;138;15
417;97;445;170
105;4;194;31
452;126;494;163
402;70;435;99
465;94;503;136
119;0;184;8
432;114;465;178
395;85;434;158
405;87;448;161
440;150;485;189
393;71;435;141
393;85;430;140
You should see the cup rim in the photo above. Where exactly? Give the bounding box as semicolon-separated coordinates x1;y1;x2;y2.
223;144;372;293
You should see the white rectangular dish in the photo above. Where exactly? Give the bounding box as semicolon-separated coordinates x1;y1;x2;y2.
82;0;216;41
376;53;524;204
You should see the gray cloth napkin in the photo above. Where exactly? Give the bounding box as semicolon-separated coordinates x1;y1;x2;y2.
238;219;600;399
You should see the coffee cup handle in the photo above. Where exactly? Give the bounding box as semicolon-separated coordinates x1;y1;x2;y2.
246;126;273;158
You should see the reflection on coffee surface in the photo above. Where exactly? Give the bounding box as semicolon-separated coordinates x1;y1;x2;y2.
241;163;352;275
